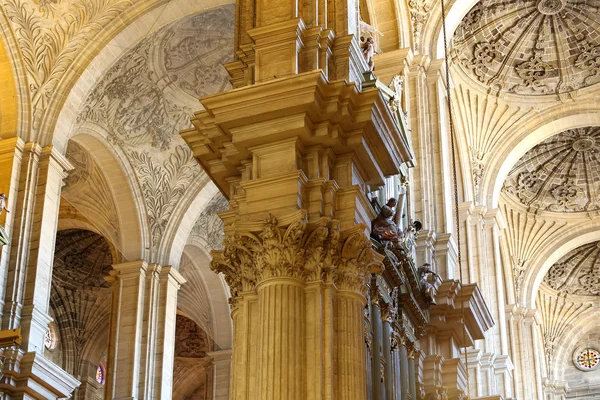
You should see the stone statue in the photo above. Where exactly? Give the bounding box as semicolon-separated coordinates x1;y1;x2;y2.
0;194;9;216
362;37;376;71
0;194;9;247
401;219;422;253
371;198;401;242
418;263;439;304
388;75;404;119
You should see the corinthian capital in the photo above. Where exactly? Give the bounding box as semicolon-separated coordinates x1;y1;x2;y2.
211;212;382;303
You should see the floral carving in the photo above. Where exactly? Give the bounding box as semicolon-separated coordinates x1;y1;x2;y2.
408;0;430;51
503;127;600;213
575;41;600;86
211;214;376;304
453;0;600;96
4;0;135;130
128;146;196;249
543;241;600;296
78;6;234;151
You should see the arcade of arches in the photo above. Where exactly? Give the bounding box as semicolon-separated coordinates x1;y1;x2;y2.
0;0;598;399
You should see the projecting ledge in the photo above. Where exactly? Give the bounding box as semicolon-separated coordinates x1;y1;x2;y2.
429;280;495;346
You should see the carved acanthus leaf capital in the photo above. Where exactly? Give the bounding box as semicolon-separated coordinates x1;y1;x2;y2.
211;214;379;304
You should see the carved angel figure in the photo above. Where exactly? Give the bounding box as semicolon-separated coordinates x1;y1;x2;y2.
418;263;439;304
371;198;400;242
362;37;376;71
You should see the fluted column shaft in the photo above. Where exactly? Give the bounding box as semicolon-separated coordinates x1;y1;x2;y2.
382;317;394;398
256;277;305;400
370;299;384;400
407;346;417;400
399;345;409;400
335;291;368;400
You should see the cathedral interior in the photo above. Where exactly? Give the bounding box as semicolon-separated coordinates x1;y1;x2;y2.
0;0;599;399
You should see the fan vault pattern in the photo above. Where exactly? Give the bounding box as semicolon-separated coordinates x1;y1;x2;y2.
453;0;600;95
544;241;600;296
503;127;600;213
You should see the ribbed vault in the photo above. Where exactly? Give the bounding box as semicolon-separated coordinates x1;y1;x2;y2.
503;126;600;213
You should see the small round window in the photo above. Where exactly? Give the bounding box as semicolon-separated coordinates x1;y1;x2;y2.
96;362;105;385
574;347;600;372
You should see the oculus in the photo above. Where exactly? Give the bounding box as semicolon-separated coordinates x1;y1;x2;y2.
574;347;600;371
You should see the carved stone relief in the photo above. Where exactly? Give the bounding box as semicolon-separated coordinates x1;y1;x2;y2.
174;314;213;358
544;241;600;296
212;213;375;305
188;194;229;251
76;6;235;249
408;0;431;51
78;6;234;151
453;0;600;96
503;127;600;213
4;0;136;130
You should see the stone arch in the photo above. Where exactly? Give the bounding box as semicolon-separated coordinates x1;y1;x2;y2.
65;130;147;261
551;305;600;381
522;225;600;309
0;14;20;140
51;0;235;154
163;182;219;268
418;0;480;58
182;244;232;350
49;229;113;378
486;103;600;209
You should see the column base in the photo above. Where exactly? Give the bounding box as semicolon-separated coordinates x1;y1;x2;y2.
0;350;79;399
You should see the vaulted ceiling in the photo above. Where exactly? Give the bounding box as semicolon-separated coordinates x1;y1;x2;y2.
503;126;600;213
453;0;600;96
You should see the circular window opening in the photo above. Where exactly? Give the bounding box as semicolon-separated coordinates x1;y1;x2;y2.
574;347;600;372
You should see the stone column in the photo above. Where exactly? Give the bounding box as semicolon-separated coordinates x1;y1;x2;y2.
105;260;185;400
399;341;410;400
381;303;394;399
207;349;232;400
370;291;383;400
407;343;418;400
256;277;305;399
0;140;79;399
180;0;412;398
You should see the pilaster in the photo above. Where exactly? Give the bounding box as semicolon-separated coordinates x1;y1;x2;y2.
105;260;185;400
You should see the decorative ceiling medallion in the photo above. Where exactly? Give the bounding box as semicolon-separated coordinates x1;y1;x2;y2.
503;127;600;213
453;0;600;95
544;241;600;296
573;347;600;371
537;0;566;15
